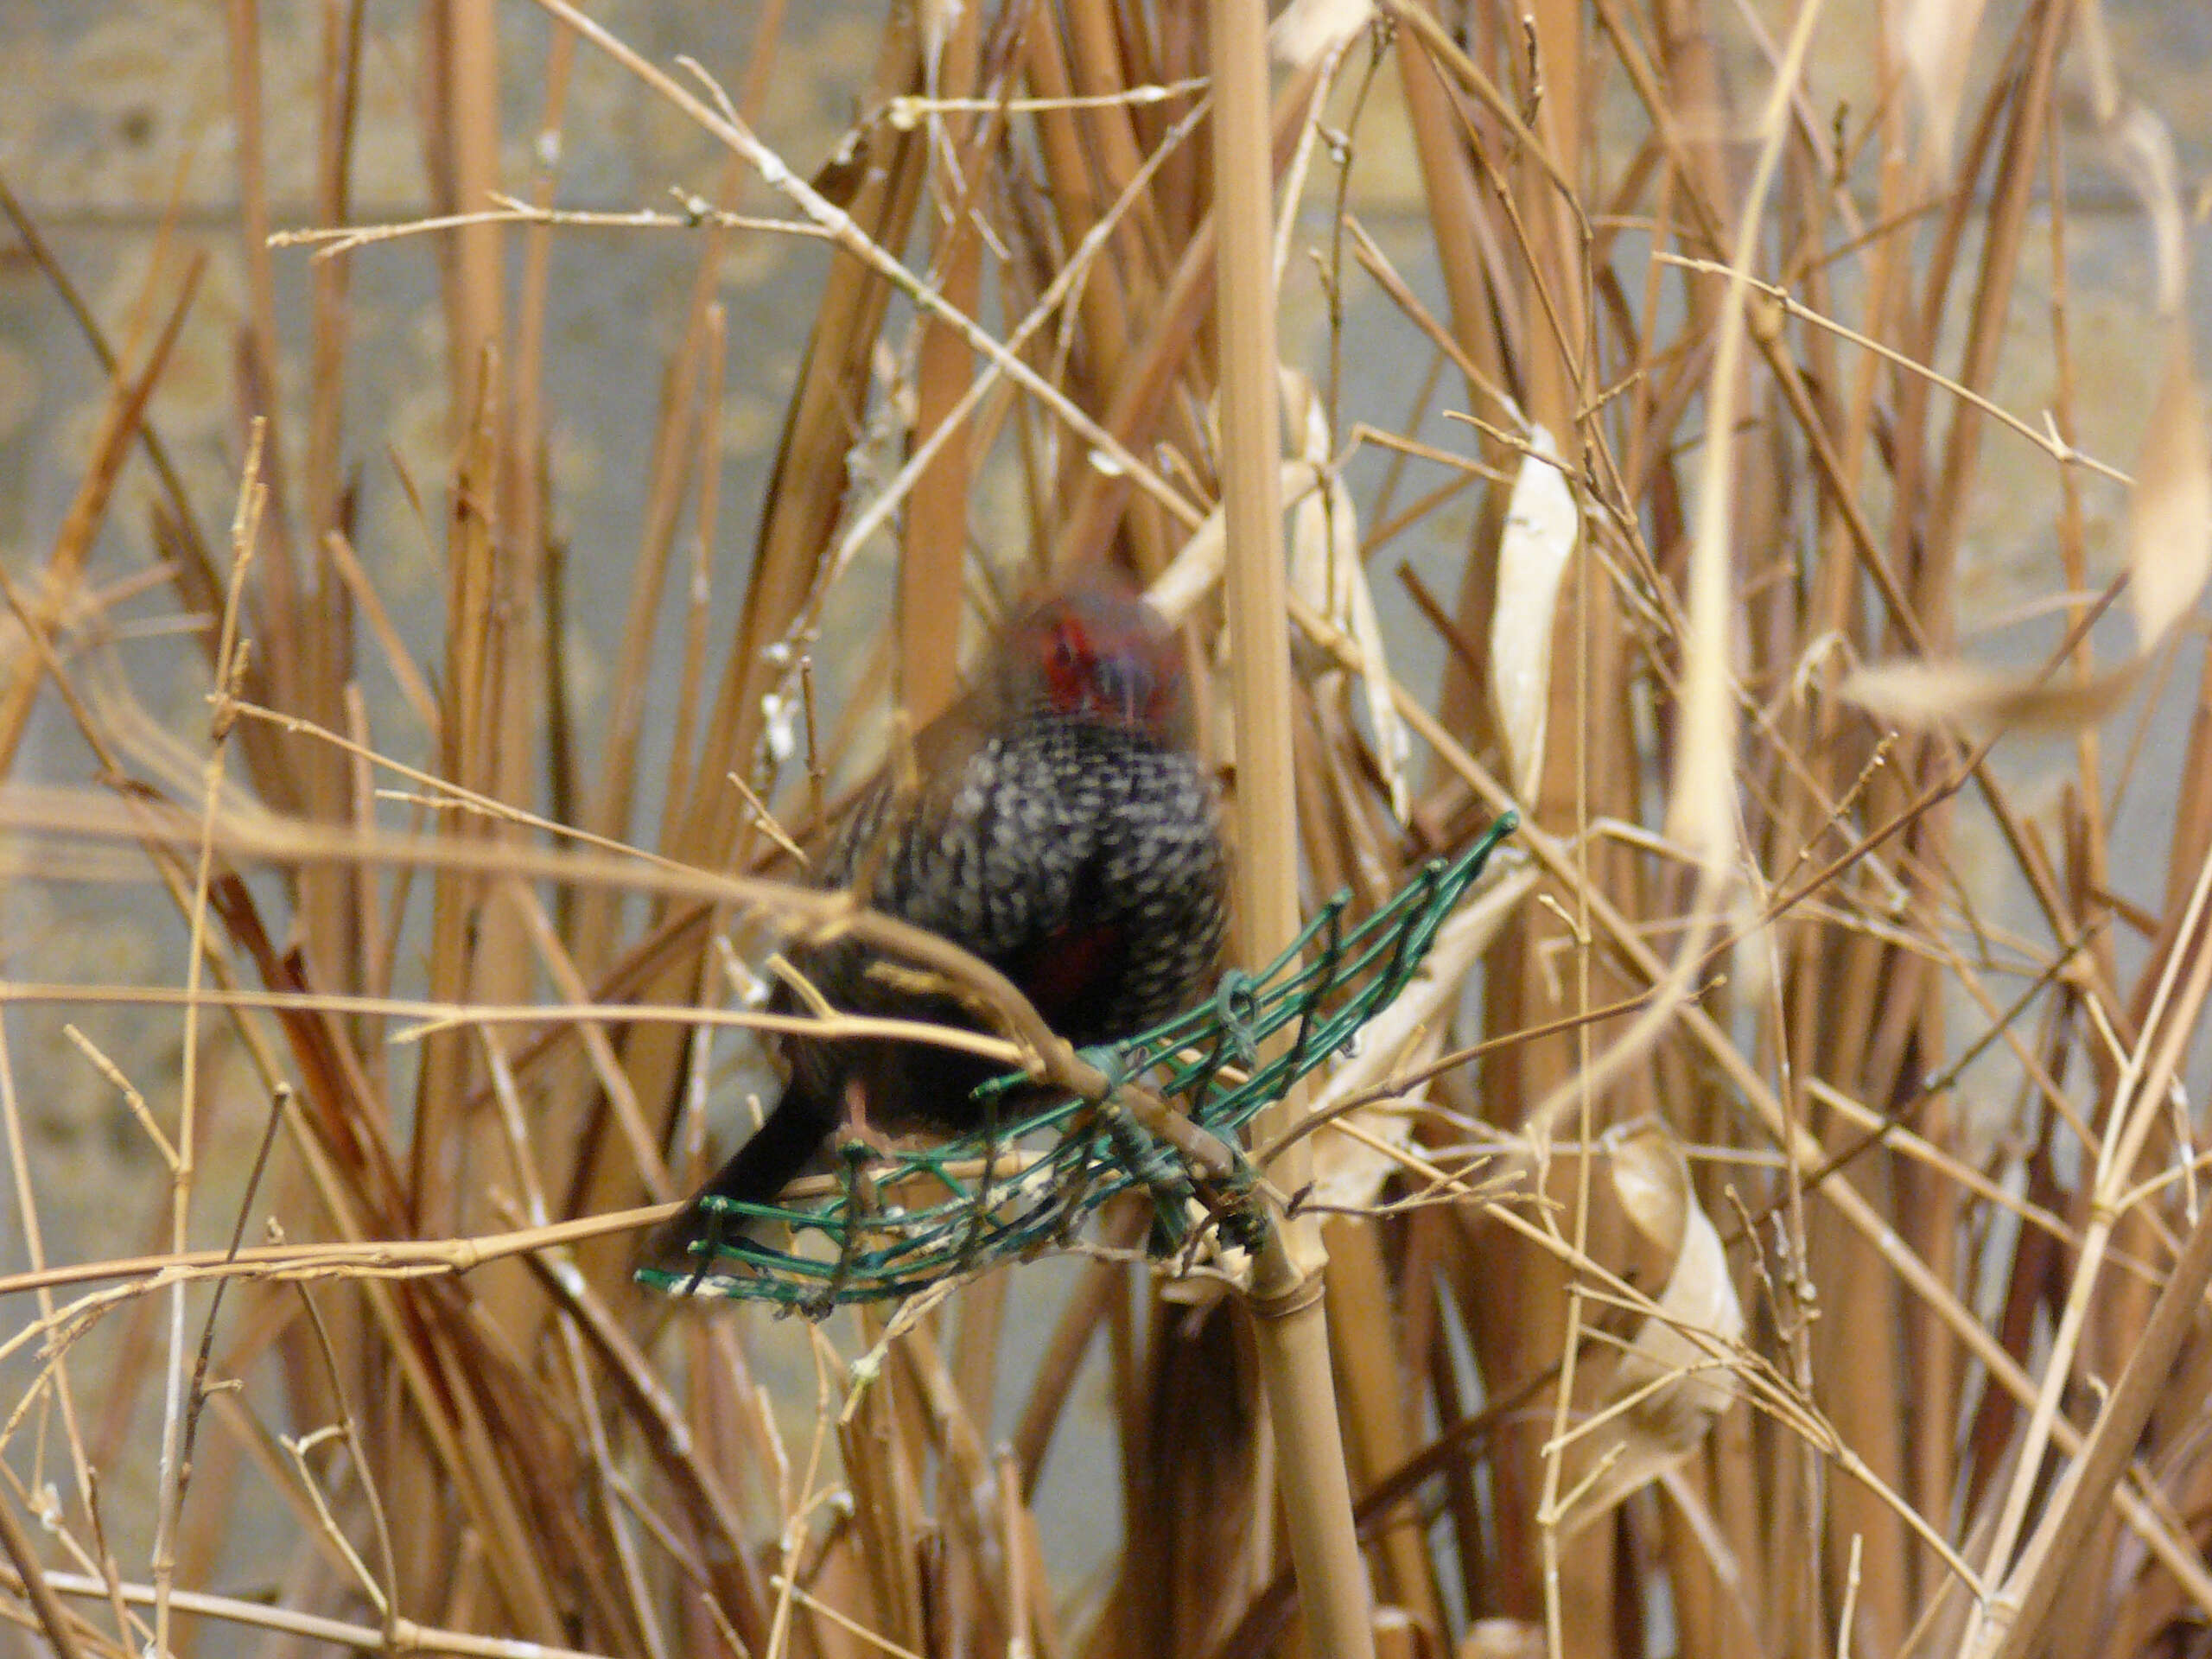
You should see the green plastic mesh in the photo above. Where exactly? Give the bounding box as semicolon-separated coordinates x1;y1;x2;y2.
639;813;1517;1309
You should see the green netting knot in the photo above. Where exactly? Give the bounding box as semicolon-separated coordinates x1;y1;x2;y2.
1210;970;1262;1067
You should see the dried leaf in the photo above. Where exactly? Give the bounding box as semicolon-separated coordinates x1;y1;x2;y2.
2073;0;2186;313
2104;105;2185;316
1488;427;1578;801
2129;327;2211;644
1844;326;2206;735
918;0;961;67
1608;1118;1690;1284
1892;0;1991;170
1618;1149;1743;1425
1287;371;1413;821
1841;656;2144;733
1555;1122;1743;1536
1459;1623;1546;1659
1305;867;1536;1206
1269;0;1374;68
1150;461;1325;626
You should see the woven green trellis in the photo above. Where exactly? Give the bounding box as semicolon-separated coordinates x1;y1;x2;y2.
639;812;1517;1310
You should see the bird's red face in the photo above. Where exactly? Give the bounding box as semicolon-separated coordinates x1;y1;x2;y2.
1003;586;1190;742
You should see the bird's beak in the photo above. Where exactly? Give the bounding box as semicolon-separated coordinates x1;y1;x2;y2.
1095;655;1155;725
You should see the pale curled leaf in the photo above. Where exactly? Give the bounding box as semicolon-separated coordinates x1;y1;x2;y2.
918;0;961;68
1268;0;1374;67
1303;867;1535;1208
1891;0;1992;170
1286;373;1413;822
1843;327;2207;735
1147;461;1325;626
2105;105;2186;317
1311;490;1415;822
1619;1166;1744;1424
1151;459;1325;783
2129;327;2211;644
1607;1117;1690;1274
1459;1623;1546;1659
1555;1122;1743;1537
1488;426;1578;802
2071;0;2125;118
2071;0;2186;314
1841;656;2145;733
1553;1203;1744;1537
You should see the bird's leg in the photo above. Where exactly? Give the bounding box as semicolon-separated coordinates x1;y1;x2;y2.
678;1205;726;1297
951;1089;1005;1269
803;1076;886;1319
830;1068;904;1163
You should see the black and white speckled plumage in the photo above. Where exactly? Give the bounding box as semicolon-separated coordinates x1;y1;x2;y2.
652;580;1227;1262
829;714;1227;1050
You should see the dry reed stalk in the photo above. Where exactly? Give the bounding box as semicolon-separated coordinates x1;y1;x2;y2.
0;245;202;772
1206;0;1373;1652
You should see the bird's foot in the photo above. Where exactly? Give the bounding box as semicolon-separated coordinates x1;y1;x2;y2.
796;1137;886;1318
833;1125;899;1167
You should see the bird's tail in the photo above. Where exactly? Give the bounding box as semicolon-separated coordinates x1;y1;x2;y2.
643;1082;836;1285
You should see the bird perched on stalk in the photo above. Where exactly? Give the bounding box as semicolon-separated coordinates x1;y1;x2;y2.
650;573;1228;1277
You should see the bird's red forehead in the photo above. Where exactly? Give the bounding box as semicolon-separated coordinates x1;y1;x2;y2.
1038;601;1154;667
1033;586;1154;645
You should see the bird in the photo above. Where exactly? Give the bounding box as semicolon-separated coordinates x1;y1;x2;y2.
649;573;1229;1281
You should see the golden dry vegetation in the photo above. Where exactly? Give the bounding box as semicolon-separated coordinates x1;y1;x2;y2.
2;2;2210;1657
